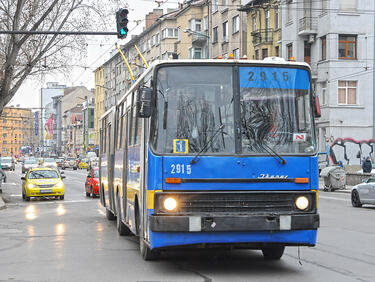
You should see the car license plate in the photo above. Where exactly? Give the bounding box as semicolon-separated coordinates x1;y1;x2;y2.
40;189;53;194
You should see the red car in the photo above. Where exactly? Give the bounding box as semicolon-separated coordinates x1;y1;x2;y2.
85;167;99;198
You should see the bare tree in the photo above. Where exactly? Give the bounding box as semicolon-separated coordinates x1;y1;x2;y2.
0;0;119;113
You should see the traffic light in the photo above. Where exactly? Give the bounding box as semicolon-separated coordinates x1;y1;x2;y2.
116;8;129;39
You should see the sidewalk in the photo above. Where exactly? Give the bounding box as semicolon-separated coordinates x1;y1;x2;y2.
318;178;352;194
0;193;5;210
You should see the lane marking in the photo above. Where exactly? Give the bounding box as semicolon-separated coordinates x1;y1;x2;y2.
319;195;349;202
3;183;17;186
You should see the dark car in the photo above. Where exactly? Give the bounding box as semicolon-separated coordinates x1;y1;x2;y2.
85;167;99;198
1;157;15;171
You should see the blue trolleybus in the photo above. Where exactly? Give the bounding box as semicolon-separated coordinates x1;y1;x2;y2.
99;58;320;260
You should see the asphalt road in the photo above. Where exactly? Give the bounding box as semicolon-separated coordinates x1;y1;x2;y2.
0;164;374;282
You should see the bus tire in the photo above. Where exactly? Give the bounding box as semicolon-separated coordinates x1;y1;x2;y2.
262;246;285;260
106;208;116;221
116;196;131;236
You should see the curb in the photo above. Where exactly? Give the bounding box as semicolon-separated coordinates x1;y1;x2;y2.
0;195;6;210
318;188;351;194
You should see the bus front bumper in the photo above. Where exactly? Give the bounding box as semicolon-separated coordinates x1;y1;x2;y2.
149;213;319;232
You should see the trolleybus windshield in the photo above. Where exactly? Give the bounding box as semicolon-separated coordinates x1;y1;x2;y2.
152;64;315;155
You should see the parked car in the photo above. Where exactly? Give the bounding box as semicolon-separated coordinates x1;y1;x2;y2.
78;159;88;169
62;158;77;170
351;175;375;207
21;167;65;201
56;158;64;168
22;158;38;174
38;158;44;165
42;158;57;168
0;157;15;171
85;167;99;198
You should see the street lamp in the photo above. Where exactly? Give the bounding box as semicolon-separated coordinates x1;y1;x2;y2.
183;28;211;59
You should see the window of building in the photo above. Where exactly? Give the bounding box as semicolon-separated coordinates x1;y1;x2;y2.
338;81;357;105
3;133;6;137
203;16;208;31
213;26;218;43
156;33;160;44
233;48;240;59
222;21;228;42
339;0;356;11
190;19;202;32
287;0;293;23
252;15;257;32
287;43;293;60
339;35;356;59
222;0;228;11
262;48;268;59
275;6;279;29
232;15;239;34
213;0;218;13
322;82;327;105
162;28;178;39
151;35;156;46
321;36;327;60
255;49;259;60
189;47;202;59
275;46;279;57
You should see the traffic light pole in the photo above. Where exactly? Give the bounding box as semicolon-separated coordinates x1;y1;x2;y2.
0;31;119;35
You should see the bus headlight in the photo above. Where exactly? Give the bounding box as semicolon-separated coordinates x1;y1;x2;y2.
163;197;177;211
295;196;309;210
27;183;36;189
55;181;64;188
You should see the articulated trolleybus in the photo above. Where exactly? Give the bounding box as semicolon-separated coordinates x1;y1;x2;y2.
99;57;320;260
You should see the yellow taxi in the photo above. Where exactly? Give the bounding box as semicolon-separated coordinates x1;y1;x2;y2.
78;159;88;169
21;167;65;201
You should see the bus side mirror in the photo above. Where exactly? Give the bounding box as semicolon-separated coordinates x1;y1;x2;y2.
313;96;321;118
137;87;153;118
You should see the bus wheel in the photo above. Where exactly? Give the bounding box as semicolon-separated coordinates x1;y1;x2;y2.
140;236;159;261
261;246;285;260
116;196;131;236
105;208;116;221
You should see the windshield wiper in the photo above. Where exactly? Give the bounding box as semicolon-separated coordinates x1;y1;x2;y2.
190;125;225;165
259;142;286;165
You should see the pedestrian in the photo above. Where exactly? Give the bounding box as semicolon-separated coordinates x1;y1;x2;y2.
362;156;372;173
0;154;6;184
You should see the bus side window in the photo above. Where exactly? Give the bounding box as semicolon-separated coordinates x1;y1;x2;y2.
133;105;139;145
121;112;127;149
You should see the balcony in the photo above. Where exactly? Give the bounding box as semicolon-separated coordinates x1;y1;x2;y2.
298;17;317;36
251;29;273;45
191;30;209;45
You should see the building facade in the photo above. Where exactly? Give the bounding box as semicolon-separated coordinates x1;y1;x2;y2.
0;107;35;157
281;0;375;164
240;0;281;60
94;66;105;149
211;0;247;59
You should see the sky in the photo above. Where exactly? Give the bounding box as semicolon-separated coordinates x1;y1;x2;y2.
9;0;178;109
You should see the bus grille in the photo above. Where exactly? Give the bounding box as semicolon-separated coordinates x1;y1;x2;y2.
154;192;316;215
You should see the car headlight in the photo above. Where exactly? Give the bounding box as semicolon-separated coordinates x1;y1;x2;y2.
27;183;36;189
163;197;177;211
55;181;64;188
295;196;309;210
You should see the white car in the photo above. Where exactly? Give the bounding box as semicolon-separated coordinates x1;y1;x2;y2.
351;175;375;207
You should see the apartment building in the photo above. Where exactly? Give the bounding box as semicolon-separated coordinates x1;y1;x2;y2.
94;66;105;147
211;0;247;58
240;0;281;59
281;0;374;164
0;107;35;157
